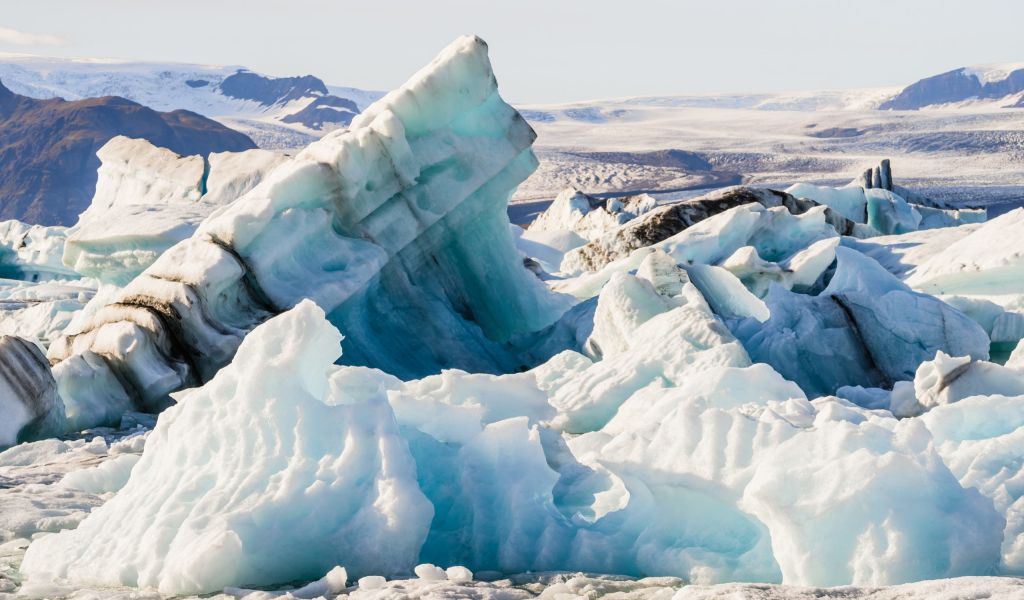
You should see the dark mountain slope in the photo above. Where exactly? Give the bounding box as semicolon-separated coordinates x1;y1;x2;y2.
0;80;256;225
881;66;1024;110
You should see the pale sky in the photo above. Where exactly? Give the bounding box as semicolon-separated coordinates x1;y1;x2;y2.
1;0;1022;103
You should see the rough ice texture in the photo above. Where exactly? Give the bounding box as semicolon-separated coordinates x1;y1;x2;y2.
559;186;856;275
923;394;1024;572
552;269;751;432
0;220;77;281
743;416;1002;586
46;35;570;430
529;188;656;242
62;136;285;286
0;278;94;347
21;301;433;594
17;301;1011;593
734;247;990;397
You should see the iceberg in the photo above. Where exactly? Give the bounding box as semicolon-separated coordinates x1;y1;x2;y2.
45;35;571;430
0;220;76;281
10;36;1024;598
734;248;990;397
529;188;657;242
888;350;1024;417
62;136;286;286
743;416;1003;586
20;301;433;594
561;186;856;275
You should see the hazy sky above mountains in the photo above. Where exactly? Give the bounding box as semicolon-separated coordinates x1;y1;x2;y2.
2;0;1022;103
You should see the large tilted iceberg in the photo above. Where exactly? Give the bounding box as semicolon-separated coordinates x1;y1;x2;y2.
46;35;570;431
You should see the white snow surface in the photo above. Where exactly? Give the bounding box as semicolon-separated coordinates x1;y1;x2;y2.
962;63;1024;84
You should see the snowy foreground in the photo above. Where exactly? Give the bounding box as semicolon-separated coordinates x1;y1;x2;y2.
3;35;1024;599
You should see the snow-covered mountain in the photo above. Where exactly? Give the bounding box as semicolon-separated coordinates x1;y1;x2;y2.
0;54;383;149
880;62;1024;110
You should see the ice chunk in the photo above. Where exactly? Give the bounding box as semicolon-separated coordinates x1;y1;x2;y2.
733;286;889;398
446;566;473;582
0;335;64;447
21;302;433;594
561;186;855;275
414;564;447;581
0;220;77;281
62;137;285;285
823;247;990;382
865;188;921;235
685;264;770;322
743;417;1003;586
908;209;1024;297
634;249;688;297
887;351;1024;417
552;275;749;432
290;566;348;598
585;272;676;359
785;182;867;222
530;188;656;242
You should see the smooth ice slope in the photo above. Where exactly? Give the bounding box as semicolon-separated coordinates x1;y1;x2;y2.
908;209;1024;298
46;36;570;430
21;301;432;594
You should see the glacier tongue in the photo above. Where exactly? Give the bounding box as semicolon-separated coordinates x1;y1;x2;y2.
46;35;570;430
